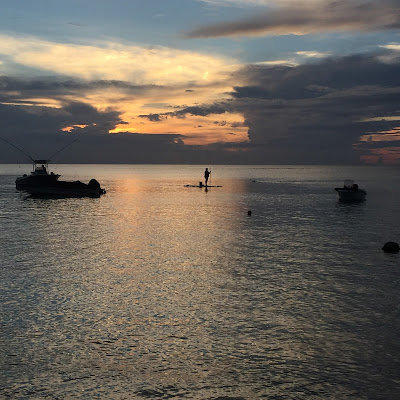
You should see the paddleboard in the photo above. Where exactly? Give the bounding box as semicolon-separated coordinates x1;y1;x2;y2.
184;184;222;188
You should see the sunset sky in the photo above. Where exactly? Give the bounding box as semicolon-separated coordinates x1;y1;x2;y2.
1;0;400;164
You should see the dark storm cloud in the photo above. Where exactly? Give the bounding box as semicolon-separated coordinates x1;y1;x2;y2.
0;76;157;130
0;76;162;103
145;113;163;122
0;96;189;163
0;76;241;164
185;0;400;38
0;99;125;162
3;52;400;164
234;53;400;163
154;51;400;164
0;99;122;137
0;76;140;161
139;104;230;122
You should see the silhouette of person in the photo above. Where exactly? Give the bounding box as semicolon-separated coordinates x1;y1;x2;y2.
204;168;210;186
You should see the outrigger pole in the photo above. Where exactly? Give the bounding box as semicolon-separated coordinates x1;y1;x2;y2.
47;138;79;161
0;135;34;162
0;135;79;163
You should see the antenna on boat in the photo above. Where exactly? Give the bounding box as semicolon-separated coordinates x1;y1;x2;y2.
0;135;34;162
47;137;79;162
0;134;79;164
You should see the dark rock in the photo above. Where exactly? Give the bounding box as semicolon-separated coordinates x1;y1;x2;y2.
382;242;400;253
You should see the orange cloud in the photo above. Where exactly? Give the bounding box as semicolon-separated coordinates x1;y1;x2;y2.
361;147;400;165
0;34;249;146
359;129;400;142
111;112;248;145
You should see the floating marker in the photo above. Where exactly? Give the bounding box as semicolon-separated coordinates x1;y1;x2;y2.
382;242;399;253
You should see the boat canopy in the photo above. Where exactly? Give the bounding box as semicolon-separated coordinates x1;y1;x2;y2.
343;179;354;188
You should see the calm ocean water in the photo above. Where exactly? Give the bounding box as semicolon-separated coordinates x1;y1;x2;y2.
1;164;400;399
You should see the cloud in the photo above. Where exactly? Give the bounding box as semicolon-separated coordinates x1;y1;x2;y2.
0;34;245;145
0;74;248;160
0;34;238;85
155;50;400;164
199;0;278;7
0;100;125;163
0;79;191;163
0;64;243;144
296;51;331;59
185;0;400;38
3;38;400;164
233;52;400;163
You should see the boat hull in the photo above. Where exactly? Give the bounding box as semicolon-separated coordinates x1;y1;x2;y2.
16;174;60;189
18;186;105;198
336;189;366;202
16;177;106;198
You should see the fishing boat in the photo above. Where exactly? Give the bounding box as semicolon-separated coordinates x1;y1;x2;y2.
334;180;366;202
0;135;106;198
15;160;106;197
16;160;106;197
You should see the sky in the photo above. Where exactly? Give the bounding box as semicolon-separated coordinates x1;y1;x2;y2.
1;0;400;164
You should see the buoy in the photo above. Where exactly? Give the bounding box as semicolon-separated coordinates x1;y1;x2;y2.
248;210;252;216
382;242;400;253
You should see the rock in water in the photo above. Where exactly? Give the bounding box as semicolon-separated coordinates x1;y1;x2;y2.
382;242;400;253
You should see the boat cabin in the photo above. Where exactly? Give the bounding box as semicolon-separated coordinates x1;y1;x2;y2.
32;160;50;175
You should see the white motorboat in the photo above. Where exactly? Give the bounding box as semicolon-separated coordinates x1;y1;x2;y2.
334;180;366;202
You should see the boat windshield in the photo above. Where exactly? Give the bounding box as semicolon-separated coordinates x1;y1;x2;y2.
344;179;354;188
32;160;49;174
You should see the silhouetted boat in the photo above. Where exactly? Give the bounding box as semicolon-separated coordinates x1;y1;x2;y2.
16;160;106;198
334;180;366;202
0;135;106;198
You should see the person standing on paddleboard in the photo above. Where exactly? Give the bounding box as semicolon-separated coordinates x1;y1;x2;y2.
204;168;210;187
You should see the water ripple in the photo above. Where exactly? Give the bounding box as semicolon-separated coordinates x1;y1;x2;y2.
1;166;400;399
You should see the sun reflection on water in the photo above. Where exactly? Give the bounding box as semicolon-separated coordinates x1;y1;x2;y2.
1;165;400;398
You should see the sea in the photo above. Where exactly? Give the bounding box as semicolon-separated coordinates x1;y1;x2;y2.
1;164;399;400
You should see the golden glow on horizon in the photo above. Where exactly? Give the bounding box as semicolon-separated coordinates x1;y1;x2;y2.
3;83;248;145
79;82;246;144
0;34;249;146
110;112;248;145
